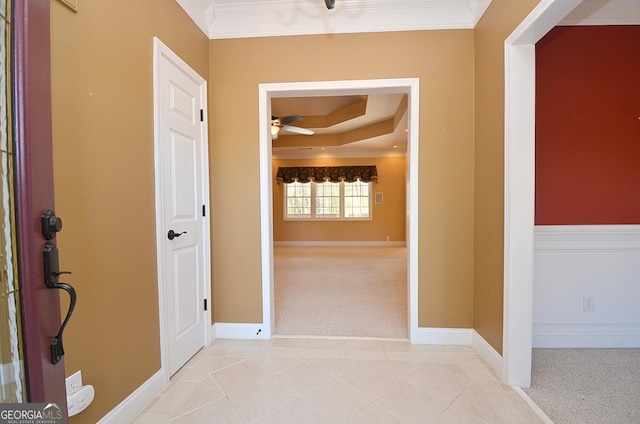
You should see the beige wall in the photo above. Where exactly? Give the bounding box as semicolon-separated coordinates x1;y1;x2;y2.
50;1;208;422
273;157;406;242
210;30;475;328
473;0;542;353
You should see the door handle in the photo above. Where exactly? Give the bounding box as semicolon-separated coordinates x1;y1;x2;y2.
41;210;76;365
167;230;187;240
43;242;76;365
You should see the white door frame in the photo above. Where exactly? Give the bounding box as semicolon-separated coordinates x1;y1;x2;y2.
503;0;582;387
152;37;212;384
258;78;420;342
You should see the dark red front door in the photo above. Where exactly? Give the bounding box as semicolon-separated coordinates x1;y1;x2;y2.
13;0;68;417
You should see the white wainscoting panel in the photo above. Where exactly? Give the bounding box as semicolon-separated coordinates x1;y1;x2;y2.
533;225;640;348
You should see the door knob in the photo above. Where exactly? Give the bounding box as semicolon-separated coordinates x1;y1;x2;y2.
41;210;62;240
167;230;187;240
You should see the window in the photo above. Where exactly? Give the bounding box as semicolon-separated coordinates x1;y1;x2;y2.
344;180;370;218
284;180;372;220
285;181;311;218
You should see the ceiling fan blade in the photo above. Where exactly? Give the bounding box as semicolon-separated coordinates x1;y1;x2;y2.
279;115;302;126
281;125;314;135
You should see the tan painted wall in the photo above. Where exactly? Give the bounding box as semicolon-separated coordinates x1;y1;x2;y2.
50;1;208;422
210;30;475;328
473;0;542;353
272;157;406;242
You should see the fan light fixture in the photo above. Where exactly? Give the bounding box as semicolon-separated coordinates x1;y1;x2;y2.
271;118;281;137
271;115;315;139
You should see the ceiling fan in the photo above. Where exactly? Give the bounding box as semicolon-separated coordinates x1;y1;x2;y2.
271;115;315;139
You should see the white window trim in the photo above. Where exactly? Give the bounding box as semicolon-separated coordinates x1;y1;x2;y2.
284;180;373;221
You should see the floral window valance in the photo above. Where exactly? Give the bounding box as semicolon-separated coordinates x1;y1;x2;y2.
276;166;378;184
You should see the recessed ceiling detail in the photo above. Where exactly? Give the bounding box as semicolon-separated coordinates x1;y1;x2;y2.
176;0;493;39
279;98;368;130
272;94;408;158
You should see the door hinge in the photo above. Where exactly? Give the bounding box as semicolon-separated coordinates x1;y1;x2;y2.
202;205;206;217
200;109;204;122
204;299;208;311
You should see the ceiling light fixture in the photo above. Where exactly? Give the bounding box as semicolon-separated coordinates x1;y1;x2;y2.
271;118;281;138
325;0;335;10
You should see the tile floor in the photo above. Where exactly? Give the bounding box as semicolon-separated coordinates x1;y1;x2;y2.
132;338;547;424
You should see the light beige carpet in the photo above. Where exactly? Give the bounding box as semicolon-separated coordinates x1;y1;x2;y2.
274;246;408;339
524;348;640;424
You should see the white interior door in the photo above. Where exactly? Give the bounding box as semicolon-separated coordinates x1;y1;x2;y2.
154;39;209;376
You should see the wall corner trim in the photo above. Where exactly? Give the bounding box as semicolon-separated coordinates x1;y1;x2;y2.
97;369;166;424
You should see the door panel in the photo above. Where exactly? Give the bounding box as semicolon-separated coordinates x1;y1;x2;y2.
173;246;199;334
158;48;207;376
170;132;198;218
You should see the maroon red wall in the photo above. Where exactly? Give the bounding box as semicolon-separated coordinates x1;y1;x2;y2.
535;25;640;225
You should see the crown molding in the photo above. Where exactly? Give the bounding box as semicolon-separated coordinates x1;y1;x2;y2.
177;0;640;40
177;0;492;40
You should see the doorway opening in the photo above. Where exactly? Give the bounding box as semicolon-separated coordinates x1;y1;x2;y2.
270;93;409;339
503;0;583;386
258;79;420;342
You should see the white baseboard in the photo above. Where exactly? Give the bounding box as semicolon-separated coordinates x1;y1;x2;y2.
533;323;640;348
415;327;473;345
273;241;406;247
471;330;504;380
212;323;271;340
97;369;166;424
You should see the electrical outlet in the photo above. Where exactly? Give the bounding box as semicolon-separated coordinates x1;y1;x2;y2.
66;370;83;397
583;295;595;312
